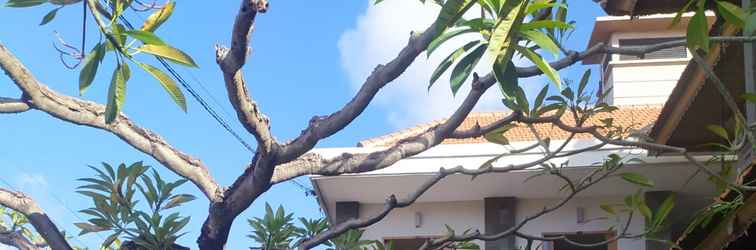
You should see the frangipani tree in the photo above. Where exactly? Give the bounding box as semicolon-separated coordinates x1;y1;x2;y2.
0;0;754;249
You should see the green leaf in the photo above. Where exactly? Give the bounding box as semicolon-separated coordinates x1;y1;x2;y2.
427;28;475;57
104;63;130;124
705;124;729;140
450;43;486;95
742;93;756;103
621;172;654;187
494;60;518;97
520;20;574;31
431;0;475;35
79;43;106;95
125;30;166;45
136;44;198;67
525;1;560;15
746;12;756;36
687;7;709;53
162;194;196;210
638;197;653;222
519;30;559;57
671;0;697;27
577;69;591;97
4;0;47;7
102;231;121;249
459;18;496;31
716;1;745;28
514;86;529;113
600;204;616;215
533;84;548;111
74;222;107;235
39;7;59;25
136;62;187;111
652;195;676;227
140;0;174;32
483;124;516;145
517;46;561;88
429;41;479;89
487;0;527;61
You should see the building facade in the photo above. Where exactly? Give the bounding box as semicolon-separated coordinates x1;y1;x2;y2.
309;13;720;250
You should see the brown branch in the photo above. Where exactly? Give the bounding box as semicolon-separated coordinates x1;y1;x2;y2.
215;0;276;151
0;97;30;114
0;229;45;250
0;42;223;202
271;74;502;184
271;36;756;184
0;188;72;250
276;22;447;164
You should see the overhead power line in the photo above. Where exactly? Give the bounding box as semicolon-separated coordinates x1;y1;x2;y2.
118;16;256;154
116;12;318;195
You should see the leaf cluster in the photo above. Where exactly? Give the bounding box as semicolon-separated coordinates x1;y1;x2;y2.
75;162;196;249
5;0;195;124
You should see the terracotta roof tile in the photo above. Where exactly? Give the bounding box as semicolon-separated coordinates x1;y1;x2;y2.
357;105;663;147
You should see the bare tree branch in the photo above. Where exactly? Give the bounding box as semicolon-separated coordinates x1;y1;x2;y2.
0;43;223;202
276;23;447;164
215;0;276;151
0;97;30;114
271;36;756;184
0;188;72;250
0;229;45;250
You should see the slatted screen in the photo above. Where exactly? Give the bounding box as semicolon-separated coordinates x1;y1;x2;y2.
618;37;687;60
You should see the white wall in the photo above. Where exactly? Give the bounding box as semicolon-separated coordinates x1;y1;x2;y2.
360;201;485;247
515;197;645;250
358;197;647;250
604;30;689;106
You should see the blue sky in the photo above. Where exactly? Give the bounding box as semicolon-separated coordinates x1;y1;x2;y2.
0;0;603;248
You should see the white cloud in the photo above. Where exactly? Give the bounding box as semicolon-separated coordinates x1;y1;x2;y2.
338;1;508;128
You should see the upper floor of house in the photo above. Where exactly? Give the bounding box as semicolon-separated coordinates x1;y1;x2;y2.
583;13;716;106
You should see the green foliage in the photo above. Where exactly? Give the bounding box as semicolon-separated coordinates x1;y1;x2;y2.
419;0;573;98
620;172;654;188
675;0;754;53
247;203;300;250
327;229;372;250
296;217;329;243
5;0;193;123
75;162;195;249
0;206;46;247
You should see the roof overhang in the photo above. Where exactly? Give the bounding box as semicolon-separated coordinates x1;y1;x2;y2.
647;24;743;150
583;13;715;64
598;0;740;16
310;141;721;221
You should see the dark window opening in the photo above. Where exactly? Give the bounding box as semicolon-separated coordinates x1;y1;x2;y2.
618;37;687;61
385;237;459;250
543;232;615;250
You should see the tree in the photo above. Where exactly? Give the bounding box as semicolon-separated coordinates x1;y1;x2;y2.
0;0;754;249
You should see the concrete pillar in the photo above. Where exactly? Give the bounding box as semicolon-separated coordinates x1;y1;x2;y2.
335;201;360;224
644;191;675;250
484;197;517;250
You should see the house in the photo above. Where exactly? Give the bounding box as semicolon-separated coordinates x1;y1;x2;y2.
308;11;746;250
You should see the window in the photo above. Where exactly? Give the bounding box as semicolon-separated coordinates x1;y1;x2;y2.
384;237;456;250
542;232;617;250
618;37;687;61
